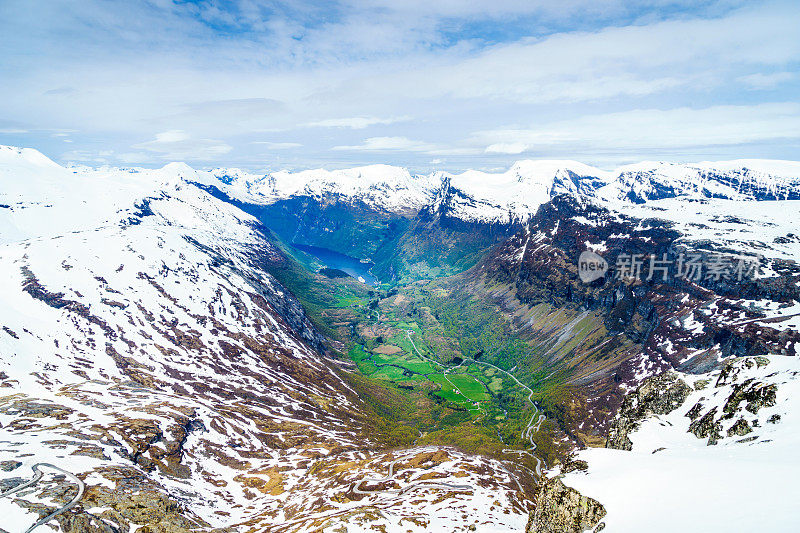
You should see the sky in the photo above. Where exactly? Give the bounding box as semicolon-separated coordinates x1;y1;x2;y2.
0;0;798;172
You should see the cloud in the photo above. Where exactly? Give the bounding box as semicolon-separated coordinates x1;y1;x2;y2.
333;136;434;151
304;116;409;129
133;130;233;161
0;0;798;167
251;141;303;149
337;3;800;105
472;102;800;153
738;71;796;90
344;0;715;20
485;142;529;154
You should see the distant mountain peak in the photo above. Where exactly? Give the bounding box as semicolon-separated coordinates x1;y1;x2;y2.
0;144;61;169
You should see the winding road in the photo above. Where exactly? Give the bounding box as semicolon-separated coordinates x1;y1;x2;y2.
404;332;480;409
0;463;85;533
350;329;547;507
404;331;547;478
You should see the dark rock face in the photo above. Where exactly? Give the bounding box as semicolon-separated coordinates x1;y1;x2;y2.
561;460;589;474
0;460;22;472
685;357;779;445
715;356;770;387
0;477;26;491
727;418;753;437
688;407;723;445
528;477;606;533
723;381;777;416
55;483;205;533
466;192;798;446
606;372;692;450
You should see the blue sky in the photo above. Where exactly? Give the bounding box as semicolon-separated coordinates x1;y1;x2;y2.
0;0;798;171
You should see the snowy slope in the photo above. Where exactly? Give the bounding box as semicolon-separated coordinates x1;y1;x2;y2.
0;146;531;532
201;158;800;225
433;160;612;224
212;164;441;214
597;159;800;204
608;196;800;265
559;356;800;532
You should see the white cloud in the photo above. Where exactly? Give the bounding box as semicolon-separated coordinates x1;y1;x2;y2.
133;130;233;161
485;142;529;154
333;136;434;151
151;130;189;143
738;71;796;89
304;116;409;129
251;141;303;149
0;1;798;167
472;102;800;152
338;4;800;105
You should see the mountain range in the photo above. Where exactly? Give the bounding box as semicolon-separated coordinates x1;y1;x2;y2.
1;144;799;532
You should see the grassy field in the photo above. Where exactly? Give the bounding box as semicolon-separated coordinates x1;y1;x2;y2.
258;229;567;470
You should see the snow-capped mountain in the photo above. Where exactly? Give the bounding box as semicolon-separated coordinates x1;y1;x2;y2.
546;355;800;532
597;159;800;204
212;164;441;215
204;158;800;226
430;160;612;224
2;144;799;532
0;146;531;532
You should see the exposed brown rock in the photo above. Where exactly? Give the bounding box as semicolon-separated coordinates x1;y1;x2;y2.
528;477;606;533
605;372;691;450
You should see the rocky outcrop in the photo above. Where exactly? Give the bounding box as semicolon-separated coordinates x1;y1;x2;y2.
685;356;777;445
528;477;606;533
688;407;723;445
606;372;692;450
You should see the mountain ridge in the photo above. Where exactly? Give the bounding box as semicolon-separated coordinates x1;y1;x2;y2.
7;144;800;223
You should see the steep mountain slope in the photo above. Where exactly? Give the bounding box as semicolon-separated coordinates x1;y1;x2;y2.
210;158;800;226
446;174;799;447
203;158;800;284
0;147;530;532
3;146;798;531
597;159;800;203
543;355;800;532
436;160;611;225
432;171;800;530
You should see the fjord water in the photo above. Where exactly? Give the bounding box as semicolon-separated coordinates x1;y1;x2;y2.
292;243;380;286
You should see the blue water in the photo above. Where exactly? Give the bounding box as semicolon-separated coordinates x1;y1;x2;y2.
292;243;379;286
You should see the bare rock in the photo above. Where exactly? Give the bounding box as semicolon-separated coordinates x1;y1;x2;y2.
0;460;22;472
606;372;691;450
528;477;606;533
727;418;752;437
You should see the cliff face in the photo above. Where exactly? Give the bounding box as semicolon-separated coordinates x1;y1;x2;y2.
535;353;798;532
605;372;692;450
459;192;799;446
527;477;606;533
